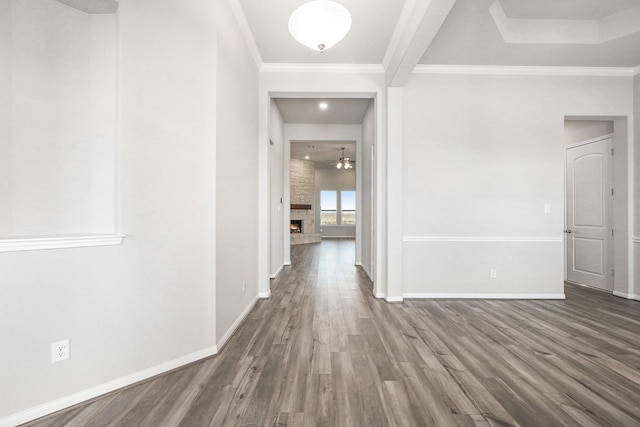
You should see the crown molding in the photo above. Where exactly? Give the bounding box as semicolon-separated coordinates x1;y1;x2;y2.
261;63;385;74
490;1;640;45
413;64;636;77
55;0;118;14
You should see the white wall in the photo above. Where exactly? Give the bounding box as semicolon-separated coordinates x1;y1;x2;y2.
0;0;11;235
215;0;260;343
401;72;633;298
0;0;219;421
315;167;356;237
9;0;116;235
564;120;614;144
269;100;285;276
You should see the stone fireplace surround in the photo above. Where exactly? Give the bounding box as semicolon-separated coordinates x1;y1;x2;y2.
290;158;321;245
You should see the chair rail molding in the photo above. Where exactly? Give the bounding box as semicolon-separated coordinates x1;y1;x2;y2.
0;235;125;252
403;236;562;243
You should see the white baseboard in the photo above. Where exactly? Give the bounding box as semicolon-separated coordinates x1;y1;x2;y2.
3;295;265;427
374;292;386;299
0;346;218;427
284;261;291;266
216;296;259;351
385;296;404;303
613;291;640;302
259;291;271;298
402;293;566;300
269;264;284;279
354;262;373;282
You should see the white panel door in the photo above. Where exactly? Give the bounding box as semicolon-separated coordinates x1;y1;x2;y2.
565;137;612;291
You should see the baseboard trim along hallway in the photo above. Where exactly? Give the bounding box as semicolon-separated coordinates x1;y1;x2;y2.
3;295;261;426
216;296;260;351
0;346;218;427
403;293;566;299
16;240;640;426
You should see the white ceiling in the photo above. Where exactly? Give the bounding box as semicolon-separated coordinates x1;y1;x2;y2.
274;98;371;124
499;0;638;20
291;140;356;165
420;0;640;67
235;0;640;68
244;1;640;131
237;0;406;64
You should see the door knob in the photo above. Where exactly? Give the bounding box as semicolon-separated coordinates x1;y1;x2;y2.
564;229;572;234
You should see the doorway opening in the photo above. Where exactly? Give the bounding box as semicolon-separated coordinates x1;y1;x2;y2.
563;117;629;296
267;96;376;291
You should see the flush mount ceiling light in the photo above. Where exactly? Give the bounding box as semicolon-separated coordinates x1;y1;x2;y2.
336;147;352;170
288;1;352;53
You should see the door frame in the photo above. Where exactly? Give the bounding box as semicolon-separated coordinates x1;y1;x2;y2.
564;134;614;291
563;116;631;298
262;91;381;298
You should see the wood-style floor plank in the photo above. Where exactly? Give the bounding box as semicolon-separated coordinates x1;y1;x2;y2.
21;240;640;426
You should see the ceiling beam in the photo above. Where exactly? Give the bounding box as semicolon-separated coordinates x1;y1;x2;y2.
383;0;457;87
54;0;118;14
227;0;264;69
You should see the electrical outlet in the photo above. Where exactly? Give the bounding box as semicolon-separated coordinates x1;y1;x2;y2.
51;339;69;363
490;269;497;279
544;203;551;214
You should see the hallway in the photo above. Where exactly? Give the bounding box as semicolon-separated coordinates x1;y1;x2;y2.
25;240;640;426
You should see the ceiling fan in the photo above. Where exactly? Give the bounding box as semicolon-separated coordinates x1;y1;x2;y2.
336;147;354;170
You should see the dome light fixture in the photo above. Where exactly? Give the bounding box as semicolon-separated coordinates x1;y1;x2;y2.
288;1;352;53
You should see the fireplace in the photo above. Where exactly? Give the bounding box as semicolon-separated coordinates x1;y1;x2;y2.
290;220;303;234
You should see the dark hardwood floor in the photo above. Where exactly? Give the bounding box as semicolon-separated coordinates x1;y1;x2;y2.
23;240;640;426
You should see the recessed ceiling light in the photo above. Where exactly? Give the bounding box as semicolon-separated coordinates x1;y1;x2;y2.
305;155;310;160
319;102;328;110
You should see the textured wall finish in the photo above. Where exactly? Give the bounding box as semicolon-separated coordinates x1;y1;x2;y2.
290;158;316;235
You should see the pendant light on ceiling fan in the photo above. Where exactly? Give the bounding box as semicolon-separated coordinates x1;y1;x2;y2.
336;147;352;169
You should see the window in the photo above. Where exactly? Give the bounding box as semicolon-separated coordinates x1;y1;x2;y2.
341;191;356;224
320;190;356;225
320;191;337;225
